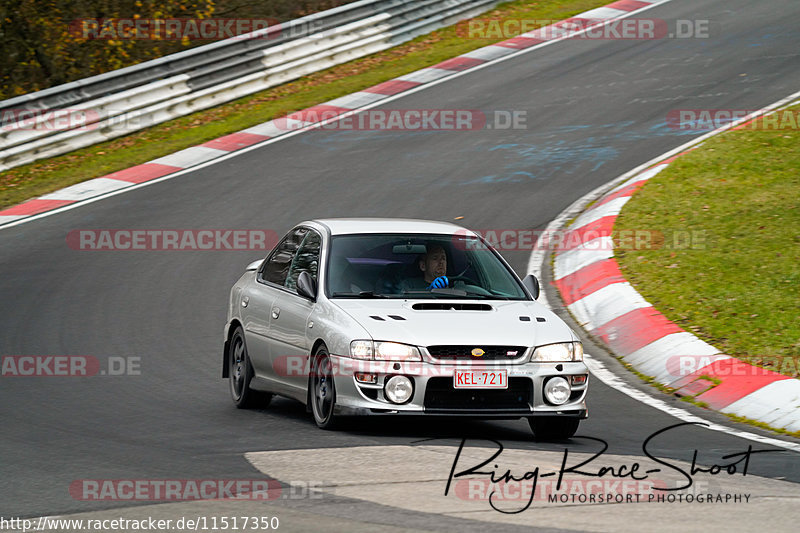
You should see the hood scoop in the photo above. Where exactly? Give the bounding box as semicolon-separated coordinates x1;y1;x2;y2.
412;303;493;311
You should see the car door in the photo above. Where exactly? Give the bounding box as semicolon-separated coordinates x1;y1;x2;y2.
267;229;321;397
241;227;305;385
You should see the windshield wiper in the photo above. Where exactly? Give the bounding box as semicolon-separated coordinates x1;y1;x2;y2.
330;291;388;299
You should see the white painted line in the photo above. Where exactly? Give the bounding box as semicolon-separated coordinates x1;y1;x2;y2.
531;86;800;302
395;68;459;84
38;177;131;201
585;354;800;452
553;236;615;279
570;196;631;231
324;91;390;109
578;7;629;20
567;282;651;331
625;332;727;384
242;121;286;137
722;380;800;432
606;163;668;195
0;215;25;224
626;331;722;365
271;117;311;131
149;146;228;168
1;0;745;231
524;84;800;443
1;0;795;453
460;45;515;61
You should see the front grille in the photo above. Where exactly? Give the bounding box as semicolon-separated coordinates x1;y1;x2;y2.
424;377;532;411
426;345;527;361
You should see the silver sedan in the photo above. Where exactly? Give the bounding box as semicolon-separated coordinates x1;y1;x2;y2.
222;218;588;439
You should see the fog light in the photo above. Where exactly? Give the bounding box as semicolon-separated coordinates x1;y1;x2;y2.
544;376;571;405
355;372;377;384
384;375;413;404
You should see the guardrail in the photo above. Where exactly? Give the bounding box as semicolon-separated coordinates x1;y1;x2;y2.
0;0;499;172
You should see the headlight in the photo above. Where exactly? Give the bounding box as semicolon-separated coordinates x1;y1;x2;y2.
349;340;421;361
384;375;414;404
375;342;421;361
350;340;373;360
531;342;583;362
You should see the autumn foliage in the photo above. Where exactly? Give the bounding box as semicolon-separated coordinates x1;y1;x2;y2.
0;0;355;100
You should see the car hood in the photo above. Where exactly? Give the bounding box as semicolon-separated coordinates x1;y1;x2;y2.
329;299;575;349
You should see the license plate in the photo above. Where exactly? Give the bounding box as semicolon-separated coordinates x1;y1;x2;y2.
453;370;508;389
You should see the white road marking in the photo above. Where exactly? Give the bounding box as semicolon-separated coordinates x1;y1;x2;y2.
570;196;632;230
626;332;723;384
0;0;676;231
149;146;229;168
553;237;615;279
584;354;800;452
38;177;131;201
567;282;651;330
528;86;800;452
722;380;800;433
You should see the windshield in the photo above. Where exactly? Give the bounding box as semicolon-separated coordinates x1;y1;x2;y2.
326;233;528;300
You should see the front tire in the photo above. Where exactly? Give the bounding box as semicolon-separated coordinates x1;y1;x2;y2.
310;345;338;429
528;417;579;441
229;326;272;409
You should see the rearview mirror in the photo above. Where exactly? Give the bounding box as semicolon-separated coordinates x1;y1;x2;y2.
392;244;427;254
297;271;317;301
522;274;540;300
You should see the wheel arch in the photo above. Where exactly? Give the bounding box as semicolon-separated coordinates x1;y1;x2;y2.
305;338;328;410
222;319;243;378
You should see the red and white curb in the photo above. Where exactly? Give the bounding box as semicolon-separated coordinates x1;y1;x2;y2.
550;93;800;433
0;0;668;227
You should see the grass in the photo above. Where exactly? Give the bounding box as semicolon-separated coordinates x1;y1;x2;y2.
724;413;800;439
615;102;800;376
0;0;610;210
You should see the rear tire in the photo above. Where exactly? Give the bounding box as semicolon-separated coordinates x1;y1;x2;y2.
310;345;338;429
528;417;579;441
229;326;273;409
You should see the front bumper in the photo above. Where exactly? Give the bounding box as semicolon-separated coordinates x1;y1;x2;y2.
327;355;588;418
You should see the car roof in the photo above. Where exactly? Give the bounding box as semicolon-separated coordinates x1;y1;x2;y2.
308;218;477;237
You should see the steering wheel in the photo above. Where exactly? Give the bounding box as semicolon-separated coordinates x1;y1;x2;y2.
446;275;480;287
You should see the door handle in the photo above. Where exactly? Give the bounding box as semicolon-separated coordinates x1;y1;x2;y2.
272;307;280;319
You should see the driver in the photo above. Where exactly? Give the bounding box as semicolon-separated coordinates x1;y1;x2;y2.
401;244;450;291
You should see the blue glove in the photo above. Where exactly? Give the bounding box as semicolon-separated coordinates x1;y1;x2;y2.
428;276;449;289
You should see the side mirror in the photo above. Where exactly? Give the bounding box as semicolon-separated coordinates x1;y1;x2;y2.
522;274;540;300
297;271;317;301
246;259;264;272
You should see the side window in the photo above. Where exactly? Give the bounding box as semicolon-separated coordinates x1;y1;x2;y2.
285;231;321;292
260;228;307;286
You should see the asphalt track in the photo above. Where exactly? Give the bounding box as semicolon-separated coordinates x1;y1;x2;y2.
2;0;800;528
